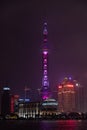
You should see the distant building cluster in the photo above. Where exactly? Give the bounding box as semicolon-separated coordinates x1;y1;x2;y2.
0;76;84;119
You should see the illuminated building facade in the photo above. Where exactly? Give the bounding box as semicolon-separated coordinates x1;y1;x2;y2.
18;99;41;118
41;98;58;115
41;23;50;100
10;95;19;114
58;77;76;112
18;98;58;119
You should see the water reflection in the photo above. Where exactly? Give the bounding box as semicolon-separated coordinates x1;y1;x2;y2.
40;120;84;130
0;120;87;130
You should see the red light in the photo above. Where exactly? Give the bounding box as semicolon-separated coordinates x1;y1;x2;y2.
14;95;19;98
59;86;62;88
67;84;74;87
11;96;14;113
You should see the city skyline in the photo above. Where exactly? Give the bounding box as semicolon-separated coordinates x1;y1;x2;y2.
1;1;87;102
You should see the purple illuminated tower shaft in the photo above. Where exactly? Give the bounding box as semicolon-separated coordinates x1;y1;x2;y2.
41;22;50;100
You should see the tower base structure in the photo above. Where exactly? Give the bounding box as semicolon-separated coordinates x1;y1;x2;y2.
41;87;51;100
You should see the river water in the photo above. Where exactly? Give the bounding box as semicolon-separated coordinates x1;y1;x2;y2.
0;120;87;130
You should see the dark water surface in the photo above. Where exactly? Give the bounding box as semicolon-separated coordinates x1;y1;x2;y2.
0;120;87;130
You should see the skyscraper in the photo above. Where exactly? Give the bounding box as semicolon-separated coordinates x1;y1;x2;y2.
41;23;50;100
1;87;11;116
58;77;76;112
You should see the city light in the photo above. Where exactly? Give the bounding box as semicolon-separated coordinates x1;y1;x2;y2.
3;87;10;90
43;51;48;55
58;85;62;88
67;84;74;87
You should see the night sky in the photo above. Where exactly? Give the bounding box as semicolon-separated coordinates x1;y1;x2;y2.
1;0;87;101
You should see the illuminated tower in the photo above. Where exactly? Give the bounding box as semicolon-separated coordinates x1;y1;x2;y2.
41;22;50;100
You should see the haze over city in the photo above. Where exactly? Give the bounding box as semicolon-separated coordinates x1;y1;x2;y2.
1;0;87;105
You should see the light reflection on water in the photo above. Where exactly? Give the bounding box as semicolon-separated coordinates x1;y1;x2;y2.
0;120;87;130
40;120;79;130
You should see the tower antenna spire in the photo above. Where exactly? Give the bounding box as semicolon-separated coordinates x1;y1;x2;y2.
41;22;50;100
